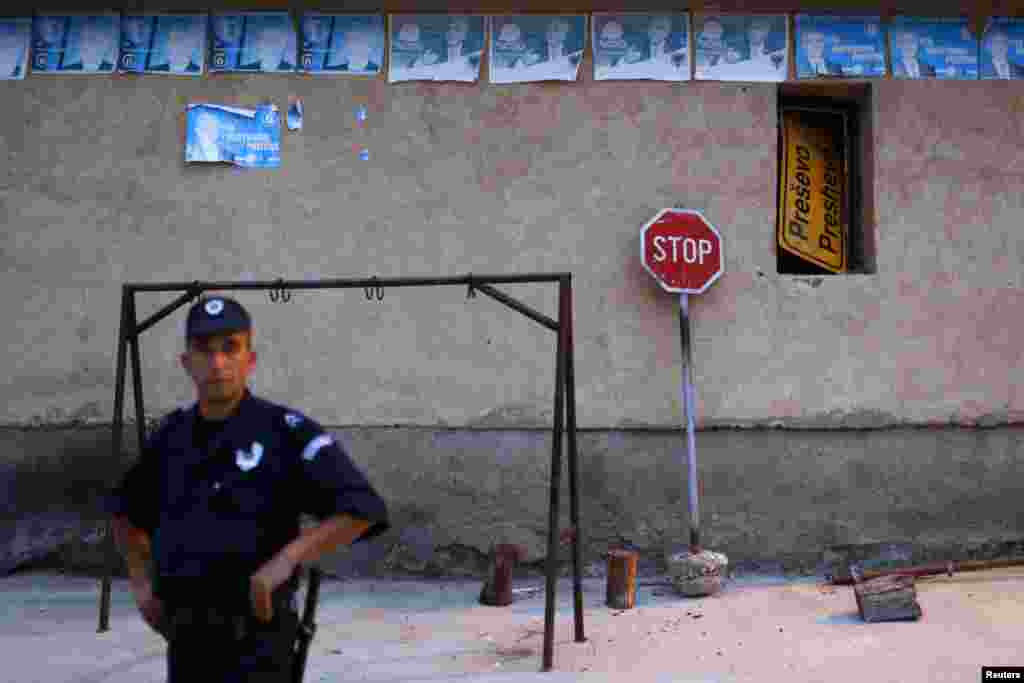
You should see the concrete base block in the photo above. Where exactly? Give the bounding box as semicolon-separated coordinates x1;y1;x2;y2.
666;549;729;597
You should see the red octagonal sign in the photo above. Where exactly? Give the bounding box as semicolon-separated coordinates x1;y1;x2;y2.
641;208;724;294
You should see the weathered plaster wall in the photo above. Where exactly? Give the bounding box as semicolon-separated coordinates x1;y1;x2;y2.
1;62;1022;573
4;424;1023;575
2;76;1022;430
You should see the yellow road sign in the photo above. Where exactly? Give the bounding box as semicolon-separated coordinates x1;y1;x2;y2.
778;108;847;273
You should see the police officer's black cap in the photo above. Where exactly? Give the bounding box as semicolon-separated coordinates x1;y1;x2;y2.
185;296;252;339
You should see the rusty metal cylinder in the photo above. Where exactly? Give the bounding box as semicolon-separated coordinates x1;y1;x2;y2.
606;549;639;609
480;544;520;607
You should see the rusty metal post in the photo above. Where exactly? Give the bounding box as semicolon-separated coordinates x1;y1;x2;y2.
98;286;131;633
606;549;639;610
542;277;567;672
128;293;147;489
563;275;585;643
480;544;521;607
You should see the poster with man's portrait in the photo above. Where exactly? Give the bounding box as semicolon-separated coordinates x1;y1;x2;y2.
592;13;689;81
694;14;787;82
0;18;30;80
119;13;206;75
210;12;296;73
981;17;1024;80
889;17;978;80
488;15;586;84
32;14;119;74
388;14;484;83
795;15;886;79
301;14;384;76
185;103;281;169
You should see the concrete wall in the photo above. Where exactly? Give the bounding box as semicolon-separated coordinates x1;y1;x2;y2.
2;55;1022;573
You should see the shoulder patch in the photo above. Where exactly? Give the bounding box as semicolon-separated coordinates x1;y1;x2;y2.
301;434;334;462
284;412;304;428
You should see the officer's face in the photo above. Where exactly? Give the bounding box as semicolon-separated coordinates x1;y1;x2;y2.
181;331;256;405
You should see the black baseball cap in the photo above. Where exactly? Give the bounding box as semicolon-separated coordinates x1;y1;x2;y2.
185;296;252;339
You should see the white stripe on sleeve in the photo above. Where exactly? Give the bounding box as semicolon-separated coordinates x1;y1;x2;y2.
301;434;334;462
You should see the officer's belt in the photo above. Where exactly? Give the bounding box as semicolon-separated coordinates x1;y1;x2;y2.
157;573;299;610
163;586;297;643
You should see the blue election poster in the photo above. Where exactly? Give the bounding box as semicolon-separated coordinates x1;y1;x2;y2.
32;14;119;74
119;13;206;75
210;12;296;73
981;18;1024;80
301;14;384;76
186;103;281;169
592;13;689;81
889;17;978;80
795;15;886;78
388;15;484;83
694;15;788;82
0;18;30;80
489;15;586;84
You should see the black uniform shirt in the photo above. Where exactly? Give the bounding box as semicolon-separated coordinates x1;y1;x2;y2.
107;389;389;607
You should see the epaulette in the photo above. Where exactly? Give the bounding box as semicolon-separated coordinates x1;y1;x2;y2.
282;409;334;461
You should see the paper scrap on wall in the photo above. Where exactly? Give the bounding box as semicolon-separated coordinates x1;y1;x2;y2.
694;14;788;82
119;13;206;76
592;13;689;81
795;15;886;79
889;17;978;80
301;14;384;76
488;15;586;84
981;17;1024;80
210;12;296;73
0;18;30;80
186;103;281;168
32;14;119;74
389;14;484;83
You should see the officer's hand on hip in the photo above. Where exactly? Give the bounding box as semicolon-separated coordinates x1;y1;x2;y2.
131;580;168;638
250;553;297;622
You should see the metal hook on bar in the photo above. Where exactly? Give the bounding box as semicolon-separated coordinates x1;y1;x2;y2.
466;274;476;299
365;277;383;302
269;279;291;303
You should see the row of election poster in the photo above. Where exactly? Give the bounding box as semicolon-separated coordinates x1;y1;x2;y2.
4;13;1024;83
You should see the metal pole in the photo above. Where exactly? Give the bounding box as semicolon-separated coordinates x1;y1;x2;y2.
98;287;131;633
128;294;147;482
679;293;701;552
563;276;585;643
542;278;567;672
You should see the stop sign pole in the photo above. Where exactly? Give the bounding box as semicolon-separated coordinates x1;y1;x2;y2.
640;209;724;552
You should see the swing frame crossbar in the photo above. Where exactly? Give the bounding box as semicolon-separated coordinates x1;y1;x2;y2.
96;272;584;672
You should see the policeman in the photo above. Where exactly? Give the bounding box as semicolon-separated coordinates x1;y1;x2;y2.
108;295;390;682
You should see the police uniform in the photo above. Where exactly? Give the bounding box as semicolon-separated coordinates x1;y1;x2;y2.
107;297;390;683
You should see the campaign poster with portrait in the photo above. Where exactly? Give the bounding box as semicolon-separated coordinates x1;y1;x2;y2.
185;103;281;168
0;18;30;80
388;14;484;83
592;13;689;81
209;12;296;73
32;14;119;74
300;14;384;76
694;15;788;82
795;15;886;79
119;13;206;75
488;15;586;84
889;17;978;80
981;17;1024;80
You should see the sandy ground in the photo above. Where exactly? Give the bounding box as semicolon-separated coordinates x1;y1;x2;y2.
0;568;1021;682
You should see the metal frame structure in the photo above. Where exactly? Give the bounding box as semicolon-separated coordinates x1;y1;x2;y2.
96;273;584;671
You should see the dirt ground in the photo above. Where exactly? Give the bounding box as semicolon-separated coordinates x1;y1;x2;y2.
0;567;1021;682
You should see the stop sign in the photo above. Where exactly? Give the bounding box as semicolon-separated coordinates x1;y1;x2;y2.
640;208;724;294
